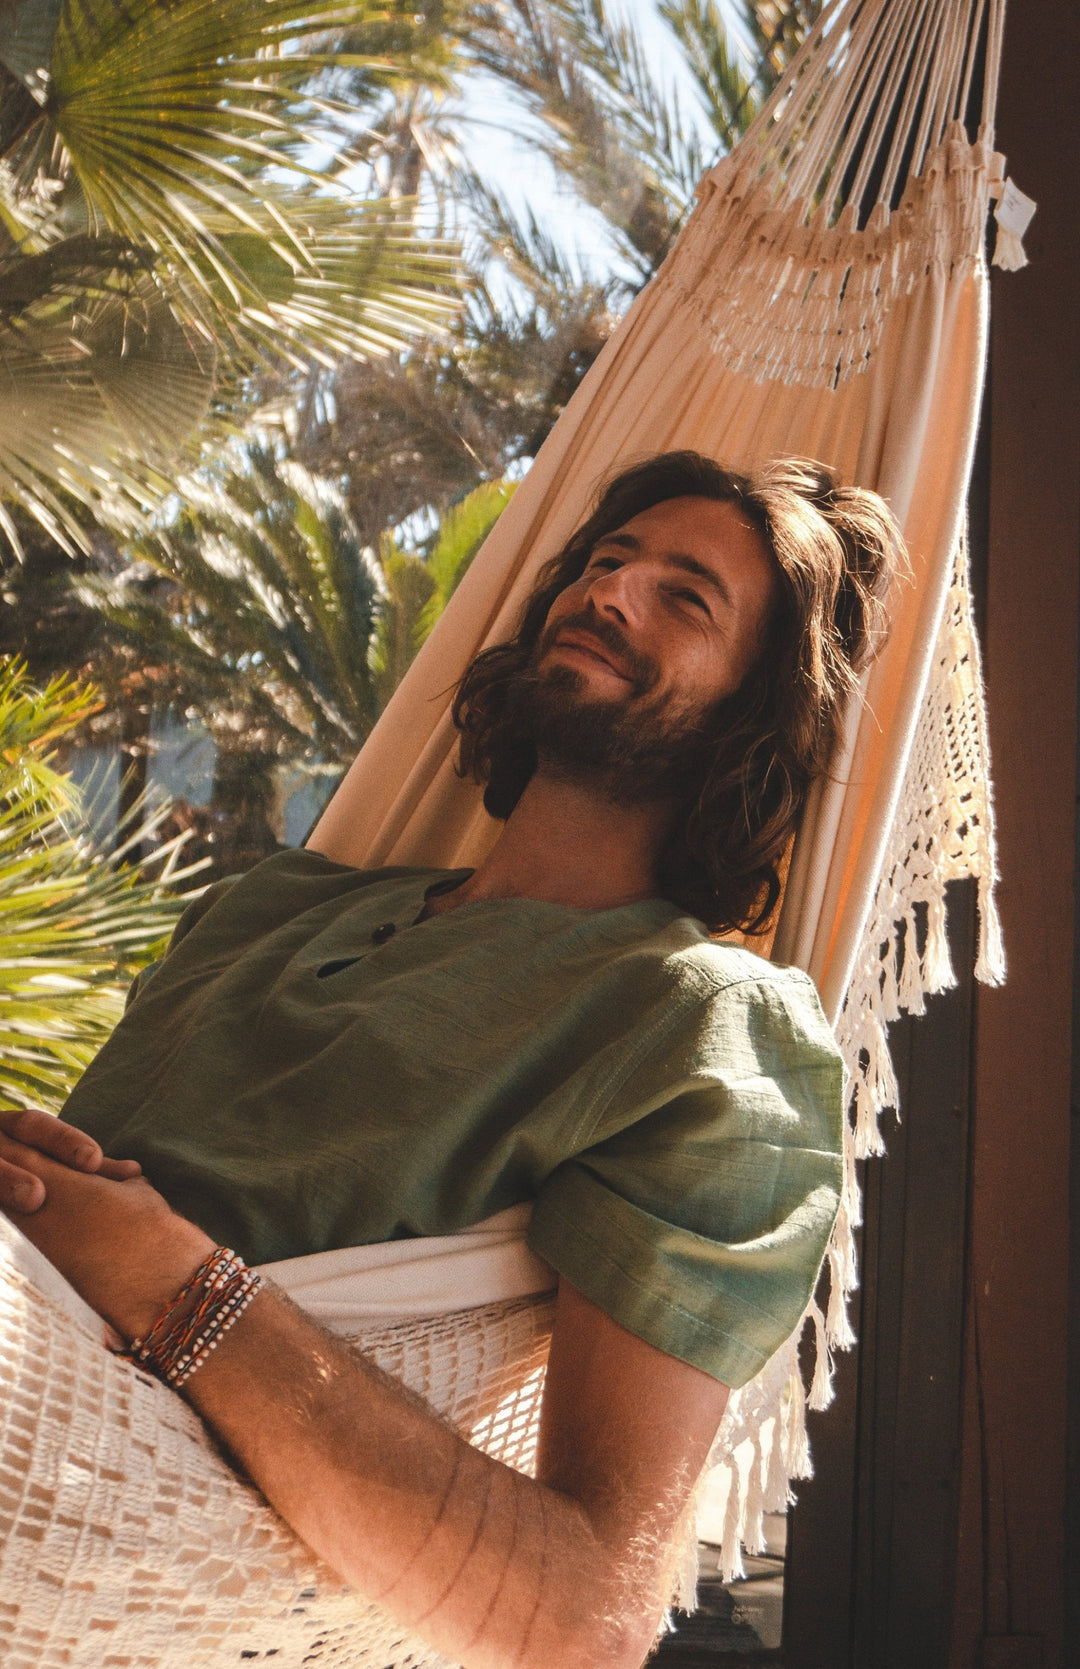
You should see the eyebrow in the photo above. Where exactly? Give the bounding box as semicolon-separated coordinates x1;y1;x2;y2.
592;533;735;609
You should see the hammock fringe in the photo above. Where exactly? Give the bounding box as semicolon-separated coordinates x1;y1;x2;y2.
665;126;1007;390
704;533;1002;1582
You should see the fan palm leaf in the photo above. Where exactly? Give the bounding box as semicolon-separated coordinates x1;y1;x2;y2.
0;0;463;553
0;0;461;352
0;257;217;553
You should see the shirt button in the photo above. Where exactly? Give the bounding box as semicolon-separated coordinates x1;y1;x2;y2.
371;922;397;946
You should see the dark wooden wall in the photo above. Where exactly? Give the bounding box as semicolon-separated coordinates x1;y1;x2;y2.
783;885;979;1669
951;1;1079;1663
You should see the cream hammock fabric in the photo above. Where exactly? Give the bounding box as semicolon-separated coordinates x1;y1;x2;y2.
0;0;1021;1661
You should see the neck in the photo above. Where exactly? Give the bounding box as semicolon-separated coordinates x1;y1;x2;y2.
433;772;677;914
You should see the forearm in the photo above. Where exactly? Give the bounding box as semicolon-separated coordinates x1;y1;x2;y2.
180;1282;657;1669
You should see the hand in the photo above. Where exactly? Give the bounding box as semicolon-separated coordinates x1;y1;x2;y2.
0;1130;213;1340
0;1107;141;1213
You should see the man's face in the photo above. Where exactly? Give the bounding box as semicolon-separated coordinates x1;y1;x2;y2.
516;495;779;803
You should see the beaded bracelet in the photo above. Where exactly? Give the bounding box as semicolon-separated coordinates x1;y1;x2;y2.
128;1246;263;1388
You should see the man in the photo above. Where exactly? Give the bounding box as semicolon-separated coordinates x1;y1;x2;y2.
0;452;903;1668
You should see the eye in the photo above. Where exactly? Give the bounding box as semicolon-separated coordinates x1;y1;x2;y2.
672;586;709;613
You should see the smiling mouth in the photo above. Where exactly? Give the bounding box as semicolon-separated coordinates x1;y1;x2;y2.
549;631;631;680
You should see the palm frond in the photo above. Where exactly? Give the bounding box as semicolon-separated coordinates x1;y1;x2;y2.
80;449;385;763
456;169;605;305
370;534;436;707
417;475;516;642
3;0;464;355
0;655;201;1113
658;0;761;150
0;262;216;553
464;0;703;277
0;0;467;552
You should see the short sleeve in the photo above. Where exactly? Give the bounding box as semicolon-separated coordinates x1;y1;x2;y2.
527;967;844;1389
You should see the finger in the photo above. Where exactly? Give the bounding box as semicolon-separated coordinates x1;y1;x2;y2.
98;1157;142;1181
0;1108;103;1171
0;1158;46;1213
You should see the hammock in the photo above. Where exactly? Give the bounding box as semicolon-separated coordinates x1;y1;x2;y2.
0;0;1021;1660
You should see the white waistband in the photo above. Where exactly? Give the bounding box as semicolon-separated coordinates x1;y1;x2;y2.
259;1205;556;1331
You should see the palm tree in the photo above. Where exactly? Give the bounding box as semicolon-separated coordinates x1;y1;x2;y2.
56;457;516;875
81;451;386;769
0;0;462;557
0;657;198;1112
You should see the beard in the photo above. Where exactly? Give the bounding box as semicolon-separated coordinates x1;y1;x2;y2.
502;612;721;808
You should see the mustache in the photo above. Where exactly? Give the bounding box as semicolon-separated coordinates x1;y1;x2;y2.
536;610;659;694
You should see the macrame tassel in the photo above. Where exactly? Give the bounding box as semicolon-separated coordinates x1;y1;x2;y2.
853;1070;889;1158
742;1438;767;1556
921;893;957;995
831;1187;858;1286
975;873;1007;984
763;1412;792;1512
897;911;928;1014
866;1009;899;1109
840;1121;862;1231
826;1245;858;1351
807;1301;834;1411
880;931;903;1021
784;1359;812;1482
719;1449;748;1582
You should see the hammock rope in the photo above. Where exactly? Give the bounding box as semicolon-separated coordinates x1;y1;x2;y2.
0;0;1020;1657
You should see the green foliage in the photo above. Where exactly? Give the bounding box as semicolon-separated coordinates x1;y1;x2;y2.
71;464;518;774
371;475;518;704
464;0;704;281
420;477;518;641
0;657;198;1112
0;0;462;555
461;0;822;281
659;1;821;153
78;450;385;765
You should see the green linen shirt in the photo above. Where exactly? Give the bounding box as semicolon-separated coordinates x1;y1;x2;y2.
65;848;844;1389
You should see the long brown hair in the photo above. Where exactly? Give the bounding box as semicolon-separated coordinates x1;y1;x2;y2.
453;451;907;934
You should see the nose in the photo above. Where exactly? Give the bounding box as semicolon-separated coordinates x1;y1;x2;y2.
582;561;642;628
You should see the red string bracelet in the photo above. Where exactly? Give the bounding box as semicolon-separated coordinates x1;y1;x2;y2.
128;1247;263;1388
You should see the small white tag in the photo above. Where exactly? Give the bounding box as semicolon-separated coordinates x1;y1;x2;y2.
994;178;1037;239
